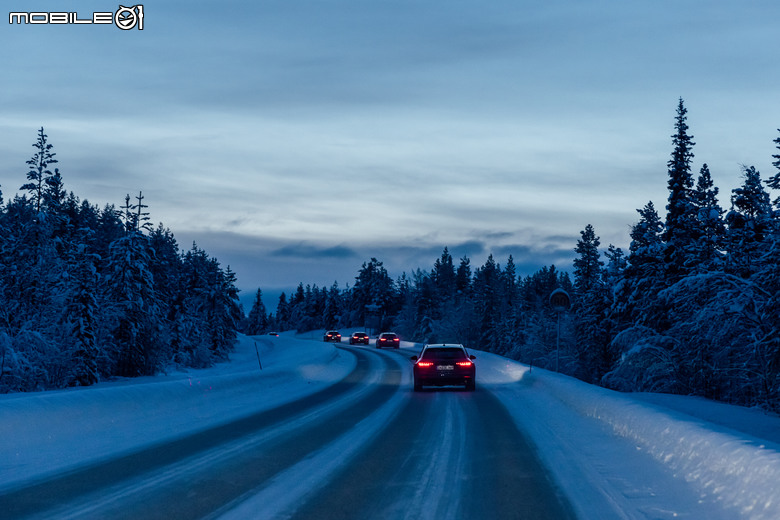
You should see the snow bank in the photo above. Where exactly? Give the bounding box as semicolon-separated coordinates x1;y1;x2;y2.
479;351;780;519
546;376;780;519
0;334;355;490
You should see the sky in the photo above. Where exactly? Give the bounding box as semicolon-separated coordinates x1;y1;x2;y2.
1;0;779;309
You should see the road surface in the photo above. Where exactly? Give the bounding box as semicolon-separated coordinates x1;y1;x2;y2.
1;347;574;520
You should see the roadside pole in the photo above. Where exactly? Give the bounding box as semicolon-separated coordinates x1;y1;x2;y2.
549;288;571;373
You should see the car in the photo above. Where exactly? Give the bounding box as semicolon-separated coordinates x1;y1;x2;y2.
323;330;342;342
349;331;370;345
411;344;476;391
376;332;400;349
267;332;279;336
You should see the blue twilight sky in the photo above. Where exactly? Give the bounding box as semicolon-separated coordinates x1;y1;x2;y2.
1;1;779;307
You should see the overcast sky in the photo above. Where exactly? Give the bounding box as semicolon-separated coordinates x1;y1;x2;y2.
2;0;779;308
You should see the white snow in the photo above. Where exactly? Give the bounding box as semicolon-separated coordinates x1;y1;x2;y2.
3;332;780;519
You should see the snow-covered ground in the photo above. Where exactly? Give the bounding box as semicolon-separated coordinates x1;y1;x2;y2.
2;332;780;519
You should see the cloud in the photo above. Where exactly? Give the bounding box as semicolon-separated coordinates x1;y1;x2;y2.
270;243;358;259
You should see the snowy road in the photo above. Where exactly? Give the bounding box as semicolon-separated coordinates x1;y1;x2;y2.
0;344;572;520
3;333;780;519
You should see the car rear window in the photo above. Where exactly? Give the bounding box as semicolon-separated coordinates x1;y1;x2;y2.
381;334;396;339
421;348;467;360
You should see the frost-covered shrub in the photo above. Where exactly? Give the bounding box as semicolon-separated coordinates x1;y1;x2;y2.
602;326;681;393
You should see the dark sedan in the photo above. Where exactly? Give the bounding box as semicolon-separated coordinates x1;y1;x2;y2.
376;332;400;349
349;332;370;345
411;344;476;391
323;330;342;342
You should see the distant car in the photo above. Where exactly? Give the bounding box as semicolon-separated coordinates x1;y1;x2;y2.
349;332;370;345
411;344;476;391
267;332;279;336
376;332;400;349
323;330;342;342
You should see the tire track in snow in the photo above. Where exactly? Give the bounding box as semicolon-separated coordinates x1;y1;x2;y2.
2;347;398;520
214;348;411;520
395;393;468;520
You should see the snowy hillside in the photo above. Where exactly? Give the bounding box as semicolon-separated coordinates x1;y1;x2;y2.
2;333;780;519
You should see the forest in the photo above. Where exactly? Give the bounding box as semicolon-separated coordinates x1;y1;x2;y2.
0;128;243;392
247;100;780;411
3;101;779;413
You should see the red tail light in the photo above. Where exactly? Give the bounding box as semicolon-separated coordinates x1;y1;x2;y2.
417;361;434;367
456;361;473;367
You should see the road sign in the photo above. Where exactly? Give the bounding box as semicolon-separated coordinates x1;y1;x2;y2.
550;288;571;312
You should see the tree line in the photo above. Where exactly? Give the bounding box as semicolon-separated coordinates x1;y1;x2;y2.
0;128;242;392
248;100;780;411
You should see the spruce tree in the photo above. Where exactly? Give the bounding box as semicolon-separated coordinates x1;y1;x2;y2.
432;247;456;303
621;202;665;325
663;98;697;282
275;293;290;331
246;289;269;335
573;224;603;293
323;282;342;329
455;256;472;296
725;165;772;277
691;164;725;272
572;225;612;380
107;193;161;376
21;127;58;214
66;246;100;386
767;129;780;207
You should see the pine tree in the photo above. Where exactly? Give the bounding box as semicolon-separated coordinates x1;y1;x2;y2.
246;289;269;335
690;164;725;272
432;247;456;304
455;256;472;296
107;193;161;377
107;230;159;376
202;263;241;359
622;202;665;325
275;292;290;331
663;98;697;282
573;224;603;293
322;282;342;329
352;258;394;324
473;254;502;353
21;127;58;215
767;129;780;208
572;225;613;381
725;165;772;277
66;245;100;386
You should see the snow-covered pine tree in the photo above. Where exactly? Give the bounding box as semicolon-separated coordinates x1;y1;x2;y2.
663;99;698;283
572;225;612;381
246;288;269;335
622;201;665;326
725;166;772;278
766;129;780;207
455;255;472;297
432;247;456;305
351;258;395;325
690;164;725;273
107;194;161;377
275;292;290;331
65;245;100;386
573;224;603;292
21;127;58;215
202;262;241;359
322;282;342;329
473;254;502;353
